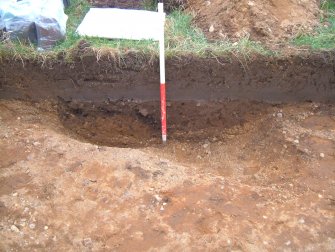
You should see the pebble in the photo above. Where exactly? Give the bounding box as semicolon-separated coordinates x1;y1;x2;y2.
209;25;215;33
162;202;167;206
294;139;299;144
203;143;209;148
283;144;288;149
44;226;49;230
277;112;283;118
285;240;291;246
33;141;40;146
298;218;305;224
160;206;164;211
29;223;36;229
12;192;18;197
10;225;20;233
248;1;255;6
139;108;149;117
82;237;92;247
154;195;162;202
320;153;325;158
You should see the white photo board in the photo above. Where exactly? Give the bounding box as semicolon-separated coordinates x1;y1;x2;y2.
76;8;164;41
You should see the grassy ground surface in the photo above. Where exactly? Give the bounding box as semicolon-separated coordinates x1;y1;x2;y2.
293;0;335;50
0;0;334;61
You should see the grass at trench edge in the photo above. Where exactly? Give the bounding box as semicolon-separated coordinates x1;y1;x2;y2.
293;0;335;50
0;0;271;60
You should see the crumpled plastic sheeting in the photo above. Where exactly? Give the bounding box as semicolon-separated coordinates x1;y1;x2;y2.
0;0;68;50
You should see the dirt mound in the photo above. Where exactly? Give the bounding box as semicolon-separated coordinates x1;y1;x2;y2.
187;0;321;43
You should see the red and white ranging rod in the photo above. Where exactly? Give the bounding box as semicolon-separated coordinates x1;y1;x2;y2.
158;2;167;143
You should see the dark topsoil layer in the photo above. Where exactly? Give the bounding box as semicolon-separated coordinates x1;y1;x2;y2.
0;51;334;103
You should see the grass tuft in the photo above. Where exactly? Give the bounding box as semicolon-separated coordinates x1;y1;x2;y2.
293;0;335;50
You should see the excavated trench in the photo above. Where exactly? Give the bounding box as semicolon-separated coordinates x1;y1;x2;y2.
57;99;269;148
0;51;334;148
0;52;335;251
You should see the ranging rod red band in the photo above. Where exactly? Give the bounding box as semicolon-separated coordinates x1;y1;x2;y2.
160;83;167;136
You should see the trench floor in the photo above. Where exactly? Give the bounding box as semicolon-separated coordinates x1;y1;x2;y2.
0;100;334;251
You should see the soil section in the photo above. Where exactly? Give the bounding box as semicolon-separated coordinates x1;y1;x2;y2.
0;51;334;103
0;100;334;251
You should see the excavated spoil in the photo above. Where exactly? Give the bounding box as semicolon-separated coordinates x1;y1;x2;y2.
187;0;320;43
0;51;334;103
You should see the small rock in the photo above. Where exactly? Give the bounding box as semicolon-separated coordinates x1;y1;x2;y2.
277;112;283;118
283;144;288;149
248;1;255;6
196;102;201;107
205;1;211;6
44;226;48;230
298;218;305;224
12;192;18;197
262;215;268;219
203;143;209;148
320;153;325;158
154;195;162;202
318;194;323;198
82;238;92;247
160;206;164;211
162;202;167;206
17;117;21;120
294;139;299;144
285;240;291;246
139;108;149;117
209;25;215;33
33;142;40;146
29;223;36;229
11;225;20;233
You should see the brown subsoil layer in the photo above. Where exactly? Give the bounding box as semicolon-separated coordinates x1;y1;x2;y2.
0;51;334;103
0;100;334;250
187;0;320;43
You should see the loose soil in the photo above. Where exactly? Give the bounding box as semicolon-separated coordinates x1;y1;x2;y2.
0;99;334;251
187;0;321;43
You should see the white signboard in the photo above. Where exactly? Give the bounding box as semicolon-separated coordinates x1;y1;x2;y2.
76;8;165;41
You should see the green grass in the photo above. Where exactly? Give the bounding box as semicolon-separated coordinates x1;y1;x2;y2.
0;0;270;61
293;0;335;50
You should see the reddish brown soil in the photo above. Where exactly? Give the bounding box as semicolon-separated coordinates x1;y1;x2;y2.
187;0;321;43
0;100;334;250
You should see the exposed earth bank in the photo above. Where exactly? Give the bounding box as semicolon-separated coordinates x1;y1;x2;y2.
0;51;334;103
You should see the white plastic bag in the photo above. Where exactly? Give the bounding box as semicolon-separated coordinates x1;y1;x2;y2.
0;0;68;50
